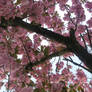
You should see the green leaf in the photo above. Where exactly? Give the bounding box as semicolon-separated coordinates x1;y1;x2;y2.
40;88;46;92
34;50;40;55
34;88;46;92
0;42;5;46
11;53;17;58
42;82;45;86
15;0;22;5
15;46;19;54
69;89;76;92
31;21;41;26
44;47;49;56
21;82;26;88
78;86;84;92
34;88;40;92
28;80;35;87
41;46;44;52
42;12;49;16
62;86;68;92
16;59;21;63
69;84;74;88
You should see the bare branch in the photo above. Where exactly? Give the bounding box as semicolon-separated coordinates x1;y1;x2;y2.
86;26;92;48
64;5;76;26
0;17;92;72
7;64;11;92
13;17;92;72
63;57;92;73
80;33;87;50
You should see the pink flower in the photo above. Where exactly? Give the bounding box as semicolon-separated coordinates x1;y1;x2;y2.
20;87;33;92
76;69;87;82
85;2;92;12
77;25;86;34
87;18;92;28
56;62;64;70
90;80;92;85
62;68;69;74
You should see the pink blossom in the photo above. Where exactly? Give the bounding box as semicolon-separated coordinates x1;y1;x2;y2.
85;2;92;12
62;68;69;75
70;4;85;22
71;0;80;5
90;80;92;86
76;69;87;82
20;87;33;92
77;25;86;33
87;18;92;28
0;82;3;88
0;0;91;91
56;62;64;70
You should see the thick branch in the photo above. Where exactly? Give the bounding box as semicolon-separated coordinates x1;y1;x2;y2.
13;17;92;71
13;17;69;45
0;17;92;72
68;32;92;71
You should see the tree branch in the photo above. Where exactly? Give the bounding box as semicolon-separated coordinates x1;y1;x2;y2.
0;17;92;72
86;26;92;48
13;17;92;72
20;38;33;69
25;48;69;71
80;33;87;50
68;39;92;71
67;29;92;71
63;57;92;73
13;17;69;45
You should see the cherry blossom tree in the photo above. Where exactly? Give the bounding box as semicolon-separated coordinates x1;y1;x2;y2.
0;0;92;92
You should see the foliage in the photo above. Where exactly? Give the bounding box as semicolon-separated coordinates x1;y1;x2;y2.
0;0;92;92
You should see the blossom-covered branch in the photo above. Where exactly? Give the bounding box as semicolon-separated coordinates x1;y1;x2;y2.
12;17;92;71
25;48;69;71
0;16;92;71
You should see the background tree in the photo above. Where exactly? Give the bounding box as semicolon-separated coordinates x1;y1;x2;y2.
0;0;92;92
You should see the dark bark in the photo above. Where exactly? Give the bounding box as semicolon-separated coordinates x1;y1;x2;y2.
13;17;69;45
67;29;92;71
67;37;92;71
73;46;92;71
13;17;92;71
0;17;92;72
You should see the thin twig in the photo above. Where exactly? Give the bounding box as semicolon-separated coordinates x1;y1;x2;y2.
7;64;11;92
20;38;33;70
80;33;87;50
64;5;76;26
86;26;92;48
33;48;69;66
20;38;32;63
63;57;92;73
56;56;61;72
